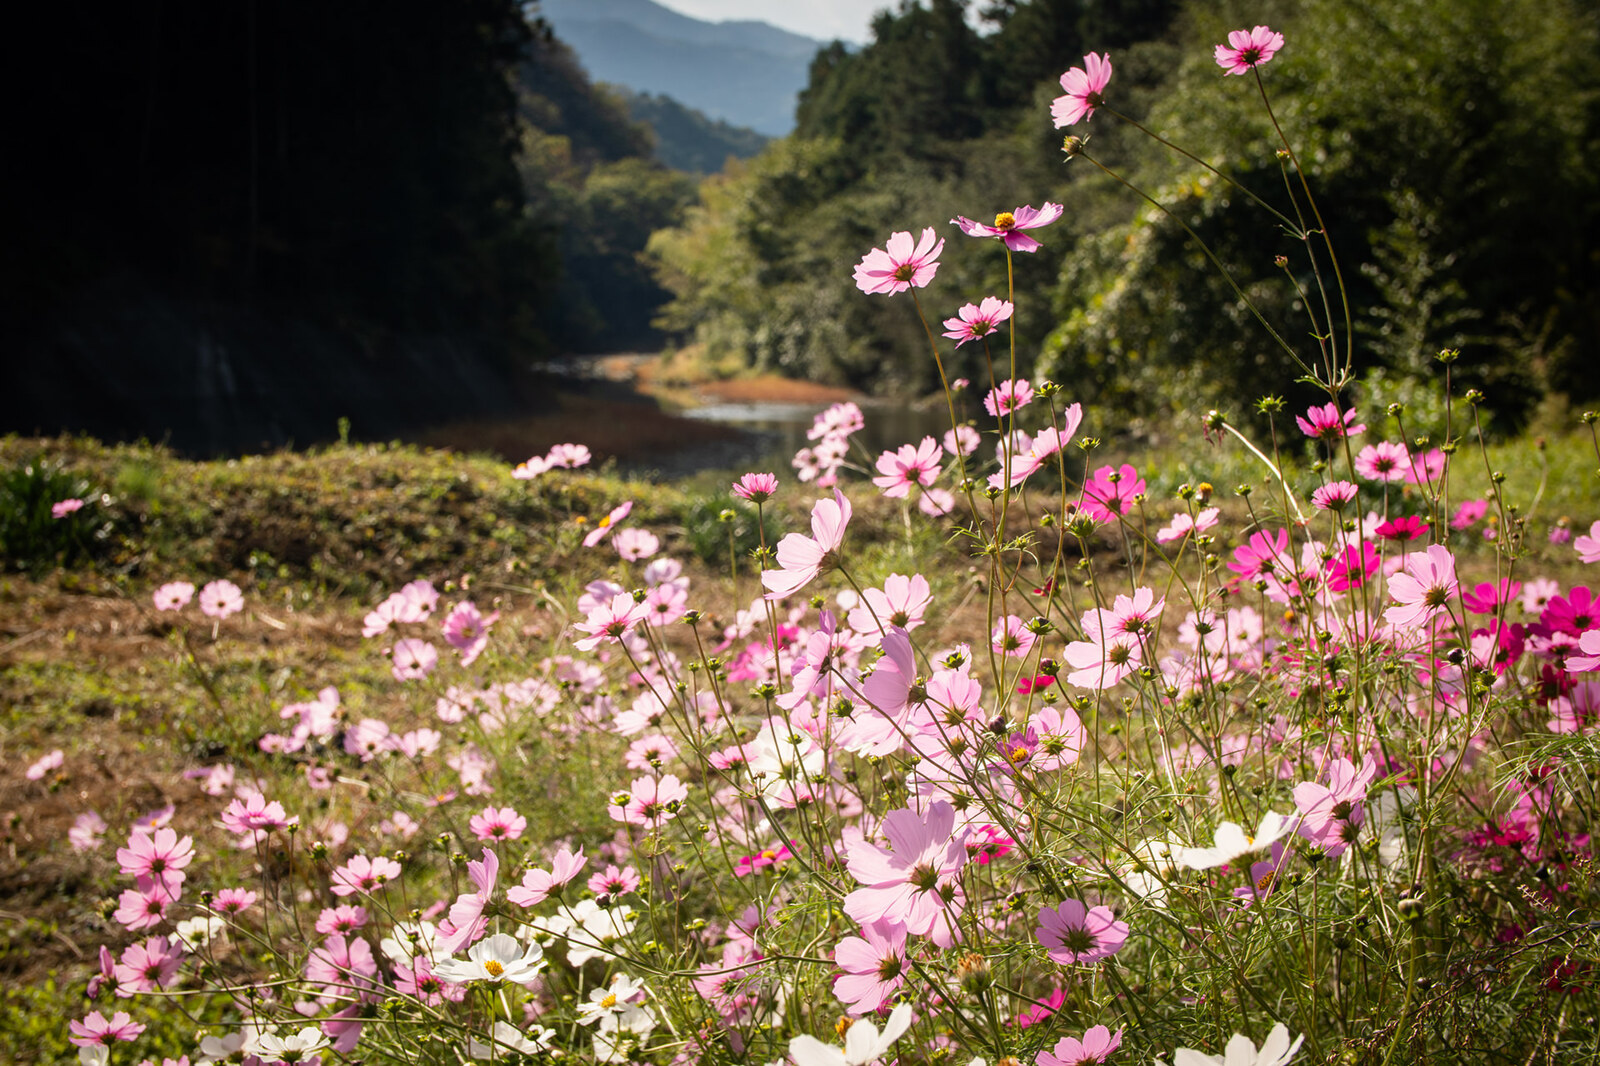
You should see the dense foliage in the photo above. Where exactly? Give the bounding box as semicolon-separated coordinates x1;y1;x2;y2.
648;0;1600;431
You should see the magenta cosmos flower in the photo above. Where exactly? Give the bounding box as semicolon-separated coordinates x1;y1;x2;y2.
853;228;944;295
942;297;1013;346
1295;401;1364;441
952;203;1063;253
1052;52;1112;127
732;472;778;503
1036;899;1129;965
1215;25;1286;75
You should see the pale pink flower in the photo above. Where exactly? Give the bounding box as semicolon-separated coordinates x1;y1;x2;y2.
507;845;587;907
547;442;592;469
611;774;689;825
847;573;933;633
198;579;244;619
117;827;194;891
1574;520;1600;564
809;402;865;441
220;792;292;835
1038;1026;1124;1066
572;591;647;651
833;920;908;1015
1156;507;1220;544
1354;441;1411;482
984;379;1035;418
583;500;634;547
853;228;944;295
1036;899;1128;965
152;581;195;611
843;801;969;946
732;472;779;502
469;805;527;842
1404;446;1446;487
919;487;956;516
438;848;500;956
942;297;1013;346
25;749;63;780
1216;25;1286;75
872;438;942;498
511;454;551;479
69;1011;146;1047
992;615;1037;658
51;497;86;519
1052;52;1113;127
1384;544;1459;630
113;936;184;994
951;203;1064;253
69;811;107;852
1311;481;1359;510
588;864;641;898
114;883;174;930
390;637;438;680
330;854;402;897
943;425;981;458
614;527;661;561
211;887;258;915
761;489;852;600
442;601;498;666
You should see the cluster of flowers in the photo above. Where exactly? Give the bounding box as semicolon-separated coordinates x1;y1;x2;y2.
38;20;1600;1066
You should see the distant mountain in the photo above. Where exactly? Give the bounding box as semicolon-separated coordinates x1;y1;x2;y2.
622;90;769;173
536;0;825;136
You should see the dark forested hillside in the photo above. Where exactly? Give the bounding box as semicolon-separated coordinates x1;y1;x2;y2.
3;1;695;451
651;0;1600;432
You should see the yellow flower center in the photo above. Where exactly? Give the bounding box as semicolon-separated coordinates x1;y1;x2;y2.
483;959;505;978
993;211;1017;230
835;1017;855;1039
601;993;619;1009
760;849;778;861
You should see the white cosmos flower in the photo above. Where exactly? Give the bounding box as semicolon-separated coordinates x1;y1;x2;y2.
467;1021;553;1059
174;915;226;951
379;919;438;965
253;1026;332;1063
1178;812;1296;871
576;973;656;1034
431;932;543;985
788;1002;913;1066
1165;1023;1304;1066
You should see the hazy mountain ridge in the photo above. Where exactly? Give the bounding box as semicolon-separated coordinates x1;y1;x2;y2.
537;0;825;135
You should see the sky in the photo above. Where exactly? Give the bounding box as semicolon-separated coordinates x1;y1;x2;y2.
650;0;887;44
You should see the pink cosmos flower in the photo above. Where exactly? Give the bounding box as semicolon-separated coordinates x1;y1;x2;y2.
611;773;689;826
152;581;195;611
51;497;86;519
1374;515;1429;541
991;615;1037;658
734;841;795;877
1216;25;1285;75
220;792;292;836
614;527;661;561
69;1011;146;1047
1551;525;1573;546
1295;401;1364;441
69;811;107;852
847;573;933;634
1036;899;1128;965
919;487;955;517
114;936;184;994
761;489;852;600
511;454;551;479
1053;52;1112;127
1451;500;1489;530
1573;520;1600;563
833;920;909;1015
198;579;244;619
1462;578;1521;615
944;424;981;458
951;203;1064;253
438;848;499;956
1312;481;1359;511
1038;1026;1124;1066
810;402;865;441
329;854;402;897
1326;541;1380;592
984;379;1035;419
572;591;647;652
1229;528;1293;581
117;827;194;891
1384;544;1459;630
547;442;592;469
211;887;257;915
507;845;587;907
583;500;634;547
872;438;942;498
390;637;438;681
114;883;174;930
588;864;641;898
1294;755;1378;857
942;297;1014;346
732;472;779;502
25;749;63;780
442;601;498;666
469;805;527;842
1156;507;1220;544
854;228;944;295
1354;441;1411;482
1405;447;1446;487
843;801;969;947
1081;464;1146;522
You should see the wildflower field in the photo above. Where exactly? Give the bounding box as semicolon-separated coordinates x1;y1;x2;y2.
6;21;1600;1066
